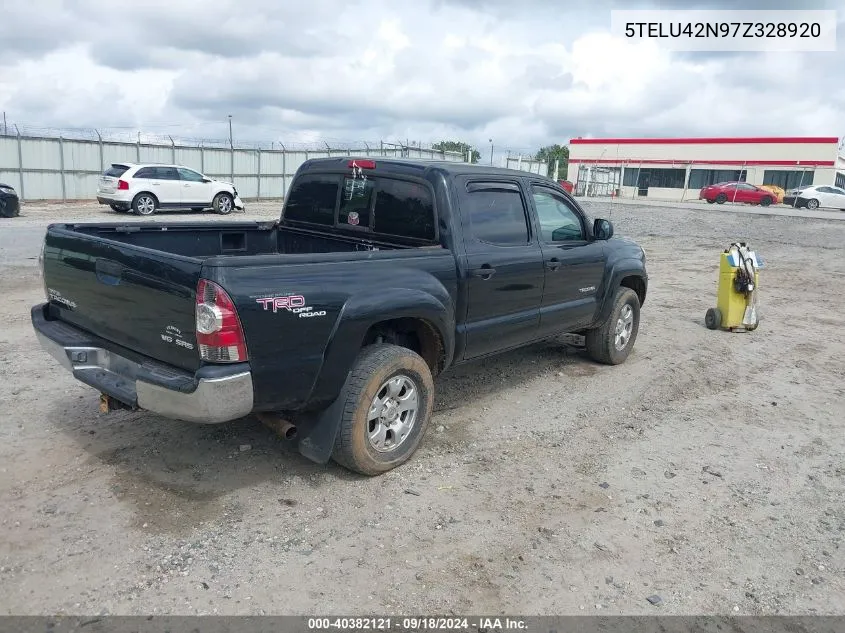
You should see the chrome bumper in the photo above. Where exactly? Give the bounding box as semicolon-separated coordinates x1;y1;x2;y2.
35;330;254;424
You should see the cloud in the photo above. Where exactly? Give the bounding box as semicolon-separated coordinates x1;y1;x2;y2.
0;0;842;156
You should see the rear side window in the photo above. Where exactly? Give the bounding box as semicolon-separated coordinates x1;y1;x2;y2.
156;167;179;180
104;164;129;178
373;179;435;240
284;175;340;225
465;185;530;245
134;167;155;179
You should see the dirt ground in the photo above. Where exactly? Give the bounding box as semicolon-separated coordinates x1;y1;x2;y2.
0;199;843;616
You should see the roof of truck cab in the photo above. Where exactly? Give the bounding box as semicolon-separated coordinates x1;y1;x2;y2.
297;156;552;180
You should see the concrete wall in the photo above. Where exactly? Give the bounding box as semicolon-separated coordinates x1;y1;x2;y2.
0;133;465;202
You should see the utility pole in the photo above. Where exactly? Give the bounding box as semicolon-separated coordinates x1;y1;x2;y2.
489;139;494;166
228;115;233;148
2;111;6;136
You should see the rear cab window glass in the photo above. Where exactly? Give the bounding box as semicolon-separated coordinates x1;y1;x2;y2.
283;175;340;225
464;183;530;245
104;164;129;178
284;171;438;242
373;179;435;241
339;176;375;228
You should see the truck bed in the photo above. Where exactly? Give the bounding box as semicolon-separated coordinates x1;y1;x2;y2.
66;221;426;259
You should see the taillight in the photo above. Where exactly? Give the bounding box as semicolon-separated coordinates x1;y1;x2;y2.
195;279;248;363
117;179;129;190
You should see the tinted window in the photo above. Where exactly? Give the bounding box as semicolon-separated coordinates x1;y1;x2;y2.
465;186;529;245
156;167;179;180
339;176;374;228
373;178;435;240
178;168;205;182
105;164;130;178
134;167;155;179
688;169;747;189
762;169;813;190
532;189;584;242
283;175;339;225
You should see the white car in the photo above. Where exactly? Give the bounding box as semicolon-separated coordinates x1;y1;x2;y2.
96;163;245;215
783;184;845;211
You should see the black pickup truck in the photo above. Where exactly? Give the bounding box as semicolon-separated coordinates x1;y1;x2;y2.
32;157;648;475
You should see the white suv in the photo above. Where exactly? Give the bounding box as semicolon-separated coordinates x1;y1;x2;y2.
96;163;245;215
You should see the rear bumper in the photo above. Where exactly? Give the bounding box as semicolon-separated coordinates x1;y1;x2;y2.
31;303;254;424
96;195;130;207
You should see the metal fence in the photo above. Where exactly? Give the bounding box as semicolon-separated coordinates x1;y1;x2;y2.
0;124;466;202
505;155;548;175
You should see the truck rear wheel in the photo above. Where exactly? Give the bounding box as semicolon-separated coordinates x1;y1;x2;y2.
332;344;434;476
585;287;641;365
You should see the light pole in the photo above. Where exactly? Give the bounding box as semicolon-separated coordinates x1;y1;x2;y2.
228;115;233;148
489;138;494;165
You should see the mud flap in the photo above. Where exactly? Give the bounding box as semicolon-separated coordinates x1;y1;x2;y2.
296;371;352;465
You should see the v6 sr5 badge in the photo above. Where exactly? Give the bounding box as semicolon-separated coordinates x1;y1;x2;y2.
256;294;327;319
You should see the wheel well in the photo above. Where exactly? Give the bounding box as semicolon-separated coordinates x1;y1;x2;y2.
133;191;158;206
621;275;646;306
362;318;445;376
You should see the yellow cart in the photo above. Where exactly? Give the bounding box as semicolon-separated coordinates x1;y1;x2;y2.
705;243;762;332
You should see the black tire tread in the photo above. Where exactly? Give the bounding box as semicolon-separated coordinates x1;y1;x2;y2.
213;192;234;214
331;344;433;476
585;287;640;365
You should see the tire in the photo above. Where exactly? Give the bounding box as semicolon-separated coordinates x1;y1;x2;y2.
715;193;727;204
331;344;435;476
213;192;234;215
760;196;772;207
806;198;820;210
132;193;157;216
585;287;641;365
705;307;721;330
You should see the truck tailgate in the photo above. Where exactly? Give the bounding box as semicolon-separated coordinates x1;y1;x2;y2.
42;226;203;372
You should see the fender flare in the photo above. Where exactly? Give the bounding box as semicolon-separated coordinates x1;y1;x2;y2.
306;287;455;407
594;259;648;326
295;288;454;465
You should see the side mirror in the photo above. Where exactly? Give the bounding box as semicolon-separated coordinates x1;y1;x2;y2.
594;218;614;240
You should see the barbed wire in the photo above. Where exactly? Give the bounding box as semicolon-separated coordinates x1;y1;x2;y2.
0;122;474;154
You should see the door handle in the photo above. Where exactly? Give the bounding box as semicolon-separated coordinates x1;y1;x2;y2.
547;258;561;271
470;265;496;279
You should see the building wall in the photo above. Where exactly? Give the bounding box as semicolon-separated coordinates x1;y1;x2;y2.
568;137;840;200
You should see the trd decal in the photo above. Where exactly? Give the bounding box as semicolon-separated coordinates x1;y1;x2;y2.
256;295;306;312
256;295;326;318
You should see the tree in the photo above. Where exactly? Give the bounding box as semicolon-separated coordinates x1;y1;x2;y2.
432;140;481;163
534;144;569;179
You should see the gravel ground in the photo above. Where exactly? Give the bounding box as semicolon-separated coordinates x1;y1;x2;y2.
0;199;843;616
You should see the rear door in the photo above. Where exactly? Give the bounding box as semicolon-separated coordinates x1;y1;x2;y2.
153;166;182;206
41;227;204;371
528;183;606;335
98;164;130;195
456;178;545;360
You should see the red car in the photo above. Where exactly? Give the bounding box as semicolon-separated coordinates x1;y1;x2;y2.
699;181;776;206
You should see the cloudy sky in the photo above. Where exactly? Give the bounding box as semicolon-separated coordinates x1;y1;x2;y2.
0;0;843;156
